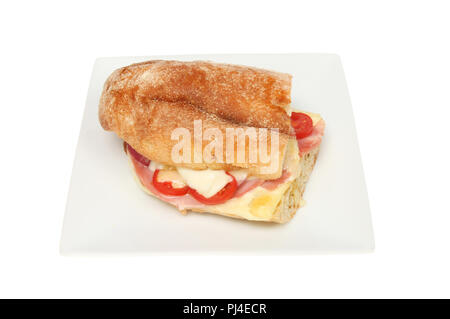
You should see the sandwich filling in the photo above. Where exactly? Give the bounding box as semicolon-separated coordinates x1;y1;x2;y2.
126;112;324;221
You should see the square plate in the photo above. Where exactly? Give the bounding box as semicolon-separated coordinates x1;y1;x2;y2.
60;54;374;255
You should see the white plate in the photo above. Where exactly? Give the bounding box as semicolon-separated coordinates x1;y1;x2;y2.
60;54;374;255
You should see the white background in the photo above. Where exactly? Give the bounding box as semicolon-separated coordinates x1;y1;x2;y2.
0;0;449;298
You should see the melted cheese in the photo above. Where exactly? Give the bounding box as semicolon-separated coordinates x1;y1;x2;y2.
156;170;186;188
149;161;248;198
176;167;232;198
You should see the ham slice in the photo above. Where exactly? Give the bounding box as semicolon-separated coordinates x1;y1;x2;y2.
234;179;264;198
297;119;325;155
261;170;291;190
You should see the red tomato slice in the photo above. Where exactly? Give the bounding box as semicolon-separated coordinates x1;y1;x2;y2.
152;169;189;196
188;172;238;205
125;142;151;167
291;112;313;139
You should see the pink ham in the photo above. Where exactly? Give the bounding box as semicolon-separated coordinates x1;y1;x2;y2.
234;179;264;198
261;170;291;190
297;119;325;156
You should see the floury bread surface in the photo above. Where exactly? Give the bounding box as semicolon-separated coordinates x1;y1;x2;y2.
99;60;293;179
100;60;293;133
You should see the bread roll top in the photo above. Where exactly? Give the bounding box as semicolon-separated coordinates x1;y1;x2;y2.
99;60;294;179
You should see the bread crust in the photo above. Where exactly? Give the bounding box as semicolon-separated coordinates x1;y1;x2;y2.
100;60;292;134
99;60;293;178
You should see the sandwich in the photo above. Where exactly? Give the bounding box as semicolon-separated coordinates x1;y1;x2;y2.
99;60;324;223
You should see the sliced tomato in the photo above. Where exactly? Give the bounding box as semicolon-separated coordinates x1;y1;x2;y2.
291;112;313;139
152;169;189;196
125;142;151;167
188;172;238;205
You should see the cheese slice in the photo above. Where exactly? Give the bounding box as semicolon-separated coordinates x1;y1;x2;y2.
150;161;246;198
212;181;291;221
176;167;232;198
156;170;186;188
